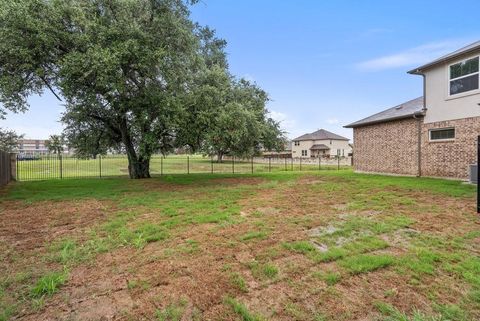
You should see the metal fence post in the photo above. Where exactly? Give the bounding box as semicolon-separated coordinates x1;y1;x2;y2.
300;157;302;171
187;156;190;174
268;157;271;172
99;155;102;178
251;156;254;174
284;157;287;171
318;156;321;170
211;156;214;174
291;157;293;171
161;156;163;176
338;157;340;170
232;156;235;174
59;154;63;179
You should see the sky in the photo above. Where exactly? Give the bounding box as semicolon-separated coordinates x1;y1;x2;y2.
1;0;480;140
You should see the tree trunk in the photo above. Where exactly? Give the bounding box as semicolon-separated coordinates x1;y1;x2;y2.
120;120;151;179
217;152;223;163
128;156;151;179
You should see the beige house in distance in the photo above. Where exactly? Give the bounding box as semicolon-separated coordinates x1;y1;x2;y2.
292;129;351;158
345;41;480;179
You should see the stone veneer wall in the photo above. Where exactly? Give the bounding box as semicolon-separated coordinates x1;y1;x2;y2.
421;116;480;179
352;118;420;176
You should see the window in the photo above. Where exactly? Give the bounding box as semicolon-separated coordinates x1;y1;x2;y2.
449;57;479;95
429;128;455;141
294;141;300;146
337;149;340;156
301;150;307;156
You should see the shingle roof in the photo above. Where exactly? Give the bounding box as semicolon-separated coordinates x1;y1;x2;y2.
408;41;480;74
310;144;330;150
293;129;349;141
344;97;425;128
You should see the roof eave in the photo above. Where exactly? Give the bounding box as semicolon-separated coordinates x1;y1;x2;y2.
293;137;349;142
407;44;480;75
344;111;425;129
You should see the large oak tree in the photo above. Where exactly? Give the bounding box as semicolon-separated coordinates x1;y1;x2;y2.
0;0;285;178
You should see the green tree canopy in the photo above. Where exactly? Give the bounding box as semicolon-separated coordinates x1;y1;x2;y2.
45;134;65;154
0;128;23;152
0;0;285;177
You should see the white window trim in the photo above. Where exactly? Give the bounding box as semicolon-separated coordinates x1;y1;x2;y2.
429;127;455;142
447;56;480;98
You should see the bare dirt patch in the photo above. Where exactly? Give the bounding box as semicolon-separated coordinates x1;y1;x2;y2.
0;200;110;252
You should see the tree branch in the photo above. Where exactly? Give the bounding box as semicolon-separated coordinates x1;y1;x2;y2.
40;76;63;102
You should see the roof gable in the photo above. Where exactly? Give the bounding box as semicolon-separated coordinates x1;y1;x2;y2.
293;129;349;141
344;97;424;128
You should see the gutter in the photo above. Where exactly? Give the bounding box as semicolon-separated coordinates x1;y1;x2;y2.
344;111;425;129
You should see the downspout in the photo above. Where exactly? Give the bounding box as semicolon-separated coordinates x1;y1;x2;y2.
415;74;427;177
414;114;422;177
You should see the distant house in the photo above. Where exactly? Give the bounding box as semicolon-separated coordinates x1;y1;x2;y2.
345;41;480;179
18;139;49;155
292;129;351;158
18;139;72;155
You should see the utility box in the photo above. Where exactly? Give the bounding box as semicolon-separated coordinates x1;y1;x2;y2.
469;164;478;184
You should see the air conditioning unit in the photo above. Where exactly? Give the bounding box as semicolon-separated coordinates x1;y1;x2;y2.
469;164;478;184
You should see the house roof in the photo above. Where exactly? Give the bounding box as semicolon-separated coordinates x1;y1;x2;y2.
293;129;349;142
408;41;480;74
310;144;330;150
344;97;425;128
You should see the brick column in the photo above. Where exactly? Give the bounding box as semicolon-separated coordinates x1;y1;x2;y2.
9;153;17;181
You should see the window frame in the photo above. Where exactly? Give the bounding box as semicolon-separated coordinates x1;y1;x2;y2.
294;141;300;146
429;127;455;142
448;56;480;97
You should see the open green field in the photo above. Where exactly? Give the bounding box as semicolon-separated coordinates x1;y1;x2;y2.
16;155;349;181
1;170;479;320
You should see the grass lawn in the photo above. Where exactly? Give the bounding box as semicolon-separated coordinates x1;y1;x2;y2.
0;170;479;320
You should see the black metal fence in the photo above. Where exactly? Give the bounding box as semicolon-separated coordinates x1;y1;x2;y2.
16;154;352;181
0;150;12;186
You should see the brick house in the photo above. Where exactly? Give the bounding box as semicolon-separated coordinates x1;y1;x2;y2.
292;129;351;158
345;41;480;179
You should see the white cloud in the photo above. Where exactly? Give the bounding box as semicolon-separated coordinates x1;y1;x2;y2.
356;39;472;71
268;110;299;135
326;118;339;124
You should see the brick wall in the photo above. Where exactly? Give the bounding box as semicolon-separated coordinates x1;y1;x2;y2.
353;118;420;176
421;116;480;179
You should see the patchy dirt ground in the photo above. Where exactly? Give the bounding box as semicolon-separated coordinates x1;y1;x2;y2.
0;172;479;321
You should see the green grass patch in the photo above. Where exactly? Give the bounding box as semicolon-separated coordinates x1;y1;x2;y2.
4;178;136;202
374;301;468;321
155;299;188;321
225;297;265;321
283;241;317;254
240;231;269;242
339;254;394;275
248;261;278;280
230;273;248;292
316;271;342;286
30;270;68;298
